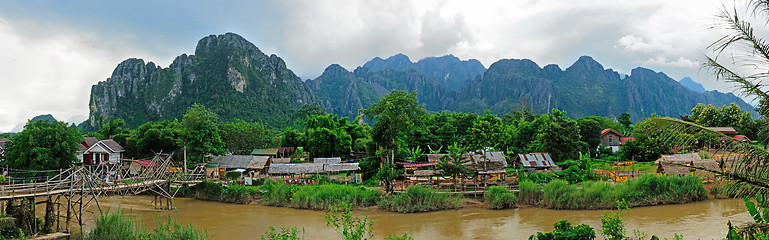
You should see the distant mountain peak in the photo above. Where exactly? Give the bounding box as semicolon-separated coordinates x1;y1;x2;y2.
679;77;707;93
568;55;604;72
321;64;351;76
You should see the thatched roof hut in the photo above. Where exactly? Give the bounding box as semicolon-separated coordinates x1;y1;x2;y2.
271;158;291;164
268;163;325;175
323;163;360;172
211;155;269;170
468;151;508;174
656;153;719;176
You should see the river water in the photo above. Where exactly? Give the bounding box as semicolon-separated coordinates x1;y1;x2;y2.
91;195;750;240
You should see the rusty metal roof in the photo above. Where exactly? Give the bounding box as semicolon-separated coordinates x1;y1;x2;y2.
518;152;557;168
251;148;279;156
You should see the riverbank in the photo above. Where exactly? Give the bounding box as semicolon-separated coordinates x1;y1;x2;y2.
182;174;710;213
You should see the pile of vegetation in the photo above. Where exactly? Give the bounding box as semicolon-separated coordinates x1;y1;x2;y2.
82;211;208;240
259;180;380;210
189;181;258;204
518;174;707;209
378;185;461;213
483;186;517;209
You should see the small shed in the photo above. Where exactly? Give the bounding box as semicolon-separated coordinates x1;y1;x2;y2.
314;157;342;164
517;152;557;169
268;163;325;175
210;155;269;176
427;154;447;162
468;151;508;182
655;153;719;176
83;139;125;165
601;129;634;152
129;159;156;175
251;148;279;157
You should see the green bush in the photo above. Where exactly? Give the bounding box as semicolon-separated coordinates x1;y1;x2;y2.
194;181;224;201
530;220;596;240
225;171;242;181
259;180;298;207
221;184;259;204
484;186;516;209
378;185;461;213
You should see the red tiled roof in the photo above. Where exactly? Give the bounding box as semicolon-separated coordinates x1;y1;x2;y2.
601;128;623;137
134;159;156;167
620;137;635;145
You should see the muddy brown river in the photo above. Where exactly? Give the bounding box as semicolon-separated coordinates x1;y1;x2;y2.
89;195;750;239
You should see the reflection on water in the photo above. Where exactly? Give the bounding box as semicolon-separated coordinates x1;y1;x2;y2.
91;196;751;240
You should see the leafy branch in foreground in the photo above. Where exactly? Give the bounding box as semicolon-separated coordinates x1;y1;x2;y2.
637;117;769;197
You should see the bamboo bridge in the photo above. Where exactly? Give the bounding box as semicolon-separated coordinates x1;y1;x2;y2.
0;153;205;233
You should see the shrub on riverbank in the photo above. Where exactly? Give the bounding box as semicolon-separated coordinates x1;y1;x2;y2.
83;211;209;240
260;180;380;209
378;185;461;213
518;180;543;206
521;174;707;209
191;180;258;204
484;186;516;209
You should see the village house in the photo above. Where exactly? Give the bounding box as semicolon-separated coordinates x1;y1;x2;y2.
81;139;125;165
601;128;635;152
468;151;507;182
732;135;752;143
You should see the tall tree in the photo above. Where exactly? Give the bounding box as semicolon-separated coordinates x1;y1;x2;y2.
180;104;227;166
577;117;602;153
537;109;586;162
125;120;181;159
220;119;274;155
361;90;426;163
4;120;82;172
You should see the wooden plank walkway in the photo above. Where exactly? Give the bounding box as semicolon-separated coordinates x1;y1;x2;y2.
0;179;171;200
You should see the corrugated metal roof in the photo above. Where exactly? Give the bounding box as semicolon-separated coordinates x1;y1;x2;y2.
314;157;342;164
251;148;279;156
518;152;557;168
211;155;269;169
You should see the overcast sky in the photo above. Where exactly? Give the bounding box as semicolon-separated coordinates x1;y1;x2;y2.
0;0;755;132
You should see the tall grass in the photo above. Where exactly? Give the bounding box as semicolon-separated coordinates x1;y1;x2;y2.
521;174;707;209
83;211;209;240
260;180;380;210
518;180;543;206
291;184;380;210
484;186;516;209
378;185;462;213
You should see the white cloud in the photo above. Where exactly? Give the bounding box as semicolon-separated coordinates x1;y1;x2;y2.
642;56;699;68
0;17;157;132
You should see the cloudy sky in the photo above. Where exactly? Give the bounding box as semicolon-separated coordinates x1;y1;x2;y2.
0;0;755;132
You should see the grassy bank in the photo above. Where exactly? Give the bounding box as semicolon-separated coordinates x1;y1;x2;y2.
82;211;208;240
484;186;516;209
518;174;707;209
378;185;462;213
260;180;381;210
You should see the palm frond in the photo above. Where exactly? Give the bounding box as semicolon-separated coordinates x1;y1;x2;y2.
640;117;769;197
